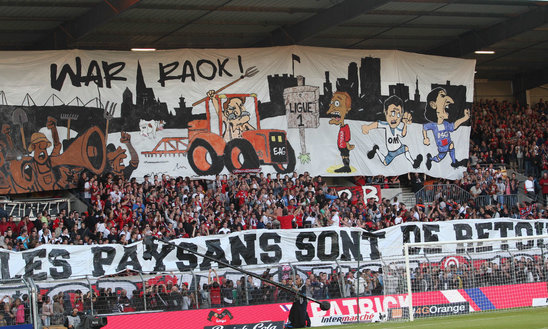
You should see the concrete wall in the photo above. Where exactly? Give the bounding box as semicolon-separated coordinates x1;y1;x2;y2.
473;80;548;106
528;85;548;106
474;80;513;103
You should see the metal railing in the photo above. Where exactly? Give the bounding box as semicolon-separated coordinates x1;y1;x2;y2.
0;277;38;327
415;184;518;209
415;184;471;205
12;262;388;319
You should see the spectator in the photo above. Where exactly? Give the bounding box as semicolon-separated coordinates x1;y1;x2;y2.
12;298;25;325
470;182;482;199
525;175;536;201
180;284;192;310
117;290;131;312
66;308;81;329
200;283;210;309
41;296;53;328
495;177;506;205
221;279;236;306
208;269;221;307
51;295;64;325
2;296;14;325
540;172;548;206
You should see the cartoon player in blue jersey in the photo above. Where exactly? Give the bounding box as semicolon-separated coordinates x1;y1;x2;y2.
422;87;470;170
362;95;422;168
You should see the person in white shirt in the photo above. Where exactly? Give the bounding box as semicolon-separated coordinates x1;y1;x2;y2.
362;95;422;169
470;182;482;198
84;178;92;204
305;212;317;227
119;224;131;241
109;185;123;204
218;221;231;234
96;221;110;238
66;308;81;329
39;227;52;243
394;212;403;225
330;210;340;227
524;176;536;200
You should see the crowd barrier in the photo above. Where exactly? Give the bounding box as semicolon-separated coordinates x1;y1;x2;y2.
415;184;518;208
101;281;548;329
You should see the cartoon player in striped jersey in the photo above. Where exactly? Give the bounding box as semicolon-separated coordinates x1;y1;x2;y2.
422;87;470;170
362;95;422;168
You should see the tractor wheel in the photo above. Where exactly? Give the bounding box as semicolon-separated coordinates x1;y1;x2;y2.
273;141;296;174
223;139;260;173
188;138;224;176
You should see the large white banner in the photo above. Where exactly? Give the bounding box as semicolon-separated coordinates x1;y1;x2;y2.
0;218;546;280
0;46;474;193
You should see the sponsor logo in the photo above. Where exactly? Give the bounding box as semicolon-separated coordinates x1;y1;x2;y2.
207;309;234;324
532;298;548;307
391;307;403;319
320;313;375;324
389;302;469;319
204;321;284;329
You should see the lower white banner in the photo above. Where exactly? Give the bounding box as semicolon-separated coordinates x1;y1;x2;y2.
0;218;547;280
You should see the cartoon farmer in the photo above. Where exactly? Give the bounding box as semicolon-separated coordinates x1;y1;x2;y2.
362;95;422;168
422;87;470;170
106;131;139;179
207;90;255;142
327;91;354;173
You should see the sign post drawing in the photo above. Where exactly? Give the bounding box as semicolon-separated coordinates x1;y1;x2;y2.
284;75;320;164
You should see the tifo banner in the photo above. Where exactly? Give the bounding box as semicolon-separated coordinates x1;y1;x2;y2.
0;46;475;193
100;282;548;328
334;185;382;202
0;198;70;220
0;218;546;280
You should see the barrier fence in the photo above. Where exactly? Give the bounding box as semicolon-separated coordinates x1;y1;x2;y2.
415;184;518;209
0;278;38;328
1;234;547;328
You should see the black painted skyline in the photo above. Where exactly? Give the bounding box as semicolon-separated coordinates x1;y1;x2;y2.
258;56;470;124
0;56;471;137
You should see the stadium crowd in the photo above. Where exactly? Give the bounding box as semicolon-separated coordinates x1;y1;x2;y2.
0;100;546;252
0;99;546;325
0;167;545;253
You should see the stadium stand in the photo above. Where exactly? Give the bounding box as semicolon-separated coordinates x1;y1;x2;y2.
0;99;546;326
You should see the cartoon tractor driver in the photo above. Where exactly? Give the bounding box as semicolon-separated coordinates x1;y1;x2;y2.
362;95;422;168
327;91;354;173
207;90;255;142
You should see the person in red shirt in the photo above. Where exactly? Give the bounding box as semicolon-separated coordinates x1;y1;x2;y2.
275;207;294;229
16;216;34;236
327;91;354;173
0;216;8;235
208;269;222;307
540;172;548;206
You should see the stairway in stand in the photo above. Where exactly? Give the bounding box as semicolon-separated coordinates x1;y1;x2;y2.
399;187;416;208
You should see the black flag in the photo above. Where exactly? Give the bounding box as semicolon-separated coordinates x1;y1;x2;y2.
292;54;301;76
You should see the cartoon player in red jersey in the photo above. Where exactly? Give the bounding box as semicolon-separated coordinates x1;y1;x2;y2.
327;91;354;173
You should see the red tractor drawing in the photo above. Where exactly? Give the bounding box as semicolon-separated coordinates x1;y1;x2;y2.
186;93;296;176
